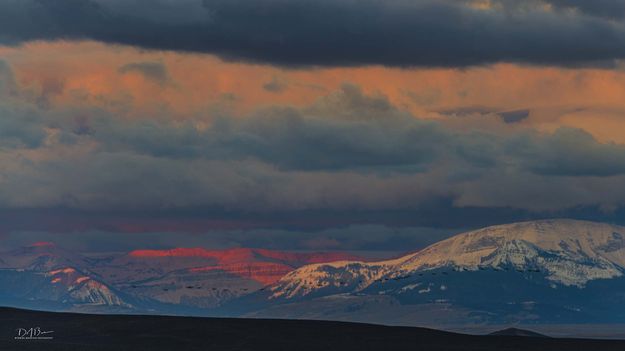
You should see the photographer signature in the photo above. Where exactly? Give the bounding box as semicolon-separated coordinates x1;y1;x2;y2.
14;327;54;340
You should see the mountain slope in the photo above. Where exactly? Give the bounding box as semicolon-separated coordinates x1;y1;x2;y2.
0;243;131;311
395;219;625;286
231;220;625;325
0;244;361;313
87;247;362;309
268;219;625;296
5;219;625;325
489;328;548;337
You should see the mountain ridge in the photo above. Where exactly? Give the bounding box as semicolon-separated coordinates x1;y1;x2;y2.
223;219;625;325
268;219;625;300
0;243;364;313
4;219;625;326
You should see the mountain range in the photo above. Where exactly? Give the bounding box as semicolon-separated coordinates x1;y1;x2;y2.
232;219;625;327
2;219;625;328
0;243;360;314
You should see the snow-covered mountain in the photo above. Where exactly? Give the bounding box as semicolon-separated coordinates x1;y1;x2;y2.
0;242;90;272
0;242;131;311
87;247;361;309
0;243;360;313
231;220;625;325
5;219;625;326
269;219;625;297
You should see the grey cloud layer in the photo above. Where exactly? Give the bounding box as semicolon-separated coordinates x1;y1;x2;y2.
4;70;625;213
2;0;625;67
0;224;457;252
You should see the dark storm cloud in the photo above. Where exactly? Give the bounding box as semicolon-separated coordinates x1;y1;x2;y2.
2;0;625;67
0;223;457;253
6;203;625;252
84;84;444;172
508;128;625;177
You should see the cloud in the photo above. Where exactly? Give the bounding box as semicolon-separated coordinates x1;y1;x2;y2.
0;61;47;147
263;76;287;93
543;0;625;20
0;224;458;253
2;0;625;67
508;128;625;177
498;109;530;124
0;104;47;149
118;61;171;86
37;84;443;172
0;59;16;94
81;85;625;177
4;78;625;216
462;1;625;20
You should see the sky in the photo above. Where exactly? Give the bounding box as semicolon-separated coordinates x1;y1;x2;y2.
3;0;625;252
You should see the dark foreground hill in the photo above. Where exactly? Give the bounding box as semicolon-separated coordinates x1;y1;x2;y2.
489;327;548;338
1;307;624;351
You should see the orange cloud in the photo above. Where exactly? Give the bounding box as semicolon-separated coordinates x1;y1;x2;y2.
3;41;625;142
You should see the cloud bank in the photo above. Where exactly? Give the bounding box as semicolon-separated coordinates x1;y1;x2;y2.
3;61;625;219
2;0;625;67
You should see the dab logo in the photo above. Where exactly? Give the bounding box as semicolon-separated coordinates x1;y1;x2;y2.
14;327;54;340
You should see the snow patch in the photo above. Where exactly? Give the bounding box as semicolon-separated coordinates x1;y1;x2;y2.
48;268;76;276
75;276;90;284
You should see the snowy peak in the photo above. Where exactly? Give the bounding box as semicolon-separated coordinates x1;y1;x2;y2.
46;266;130;307
67;279;129;307
415;219;625;262
269;261;390;299
402;219;623;266
270;220;625;298
396;219;625;286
